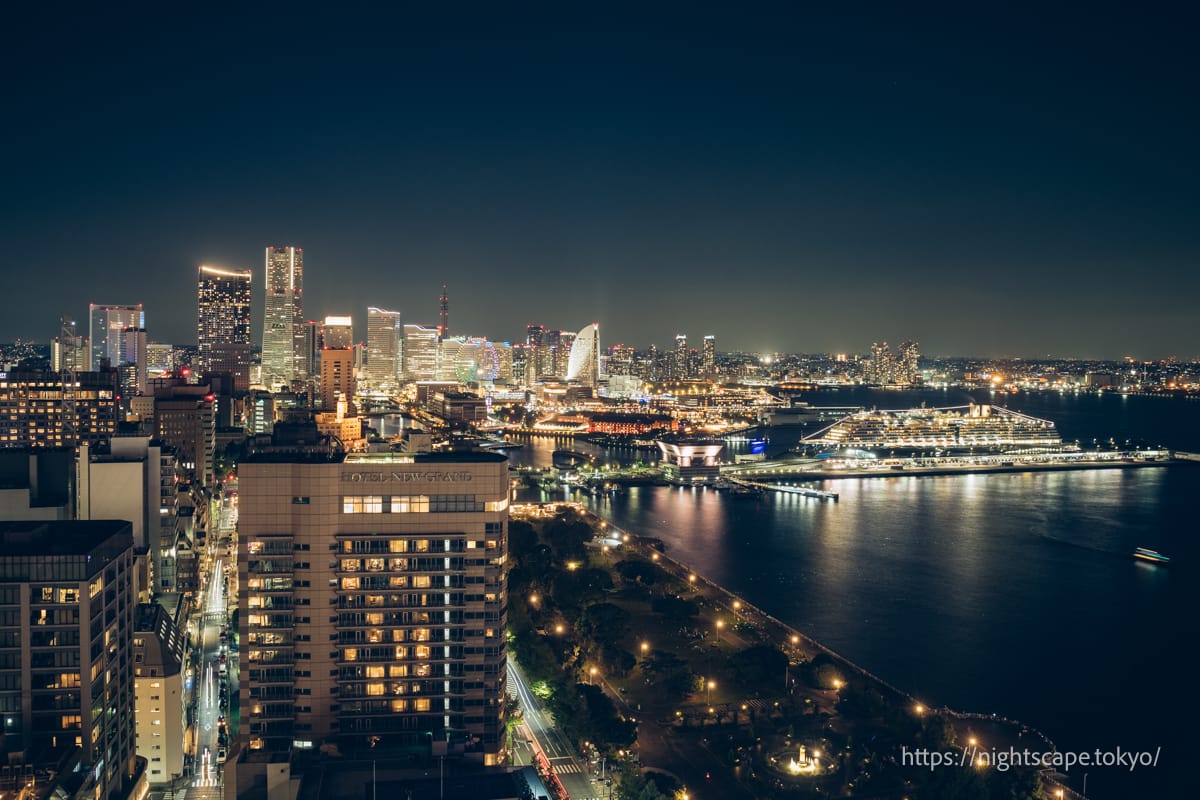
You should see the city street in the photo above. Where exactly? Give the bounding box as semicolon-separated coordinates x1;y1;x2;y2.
508;659;611;800
187;556;230;800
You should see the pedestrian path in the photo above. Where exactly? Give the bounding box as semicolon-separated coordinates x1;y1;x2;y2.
549;757;584;774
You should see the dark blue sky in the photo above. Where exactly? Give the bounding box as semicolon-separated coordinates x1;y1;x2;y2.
3;3;1198;358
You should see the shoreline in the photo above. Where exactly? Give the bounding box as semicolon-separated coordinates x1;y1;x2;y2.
556;502;1080;796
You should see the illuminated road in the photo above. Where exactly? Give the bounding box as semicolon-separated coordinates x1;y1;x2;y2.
188;556;228;800
508;658;609;800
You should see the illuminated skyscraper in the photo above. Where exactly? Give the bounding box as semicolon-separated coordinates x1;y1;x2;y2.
90;303;144;369
197;266;252;373
702;334;716;378
404;324;440;381
323;315;355;349
262;246;304;386
366;307;402;390
566;323;600;387
898;339;920;385
673;334;688;379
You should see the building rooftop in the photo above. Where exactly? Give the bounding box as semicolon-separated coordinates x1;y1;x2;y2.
0;520;133;556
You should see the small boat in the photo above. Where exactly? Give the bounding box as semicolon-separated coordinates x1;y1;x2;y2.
1133;547;1170;565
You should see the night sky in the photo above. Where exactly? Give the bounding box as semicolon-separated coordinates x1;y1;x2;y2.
3;4;1198;358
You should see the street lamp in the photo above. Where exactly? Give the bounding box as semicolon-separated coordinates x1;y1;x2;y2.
706;679;716;704
589;667;598;684
715;619;724;644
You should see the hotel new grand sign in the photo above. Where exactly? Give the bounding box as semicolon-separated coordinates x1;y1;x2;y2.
341;470;474;483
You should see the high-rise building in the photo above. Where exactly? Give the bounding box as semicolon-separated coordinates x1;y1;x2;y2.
302;320;322;381
320;347;356;413
197;266;252;373
702;335;716;378
153;383;216;486
262;246;305;387
120;326;148;397
366;307;403;390
673;334;688;380
525;325;544;382
439;284;449;340
89;304;144;370
566;323;600;387
53;332;91;372
0;520;136;800
404;324;441;382
77;437;179;595
0;368;118;448
238;427;509;763
146;343;174;375
323;315;355;349
898;339;920;385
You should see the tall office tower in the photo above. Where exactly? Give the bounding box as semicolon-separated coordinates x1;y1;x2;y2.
647;343;659;381
207;342;253;393
299;319;322;385
238;425;510;763
197;266;252;373
323;315;355;349
495;342;514;384
566;323;600;387
509;344;531;387
120;326;148;396
702;335;716;378
898;339;920;385
525;325;544;382
153;383;216;486
320;347;356;413
673;334;688;379
89;304;144;369
366;307;403;391
404;324;441;381
605;344;634;377
0;368;118;448
262;246;305;387
539;329;563;379
439;284;449;340
133;603;186;785
0;520;136;800
556;331;576;378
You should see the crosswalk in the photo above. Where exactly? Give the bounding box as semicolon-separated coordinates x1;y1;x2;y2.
549;757;584;774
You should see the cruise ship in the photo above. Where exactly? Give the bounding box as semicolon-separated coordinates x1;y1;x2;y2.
804;403;1063;452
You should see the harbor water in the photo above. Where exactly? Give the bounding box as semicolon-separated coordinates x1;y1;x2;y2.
508;389;1192;798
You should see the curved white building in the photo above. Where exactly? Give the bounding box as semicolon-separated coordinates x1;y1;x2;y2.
565;323;600;387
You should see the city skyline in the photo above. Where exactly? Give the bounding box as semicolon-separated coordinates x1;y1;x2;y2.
2;6;1198;359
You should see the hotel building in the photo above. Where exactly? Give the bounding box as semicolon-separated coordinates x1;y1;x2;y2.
197;266;252;374
238;426;509;763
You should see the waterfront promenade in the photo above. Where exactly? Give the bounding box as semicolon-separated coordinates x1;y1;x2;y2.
571;504;1085;798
